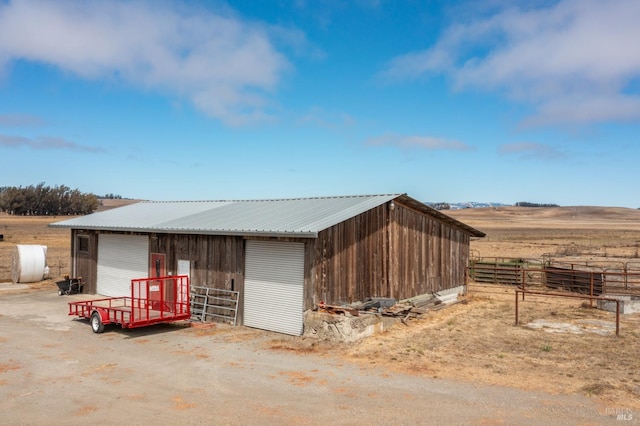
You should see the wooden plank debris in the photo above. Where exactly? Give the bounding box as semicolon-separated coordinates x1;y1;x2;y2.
316;291;465;322
318;303;359;316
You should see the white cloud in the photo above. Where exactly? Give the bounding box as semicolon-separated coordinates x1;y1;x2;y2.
382;0;640;126
499;142;565;160
299;106;356;129
0;134;105;152
365;133;473;151
522;94;640;127
0;0;291;125
0;114;45;127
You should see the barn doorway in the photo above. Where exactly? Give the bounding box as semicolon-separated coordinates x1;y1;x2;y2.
243;240;304;336
96;234;148;296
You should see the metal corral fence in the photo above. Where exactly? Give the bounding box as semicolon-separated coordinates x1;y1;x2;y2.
545;260;640;294
468;257;543;287
468;258;640;296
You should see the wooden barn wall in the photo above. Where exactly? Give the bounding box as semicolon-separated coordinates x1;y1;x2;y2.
70;230;247;321
149;233;245;322
309;202;471;305
389;203;470;299
71;230;318;323
310;204;389;306
149;233;244;289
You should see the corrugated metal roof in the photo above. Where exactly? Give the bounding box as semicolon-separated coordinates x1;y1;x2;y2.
49;194;401;237
49;194;486;238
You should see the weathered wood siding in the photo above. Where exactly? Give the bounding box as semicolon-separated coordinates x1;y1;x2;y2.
150;233;245;322
310;201;471;305
310;204;389;306
389;203;469;299
70;230;247;321
149;233;244;291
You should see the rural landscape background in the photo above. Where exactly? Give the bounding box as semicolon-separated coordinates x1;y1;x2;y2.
1;1;639;421
2;202;639;411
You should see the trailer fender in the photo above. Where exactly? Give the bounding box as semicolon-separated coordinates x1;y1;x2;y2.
90;308;110;333
91;308;111;325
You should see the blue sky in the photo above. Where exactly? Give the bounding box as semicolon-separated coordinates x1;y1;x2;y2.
1;0;639;207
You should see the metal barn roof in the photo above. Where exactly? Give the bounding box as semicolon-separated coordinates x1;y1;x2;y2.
50;194;485;238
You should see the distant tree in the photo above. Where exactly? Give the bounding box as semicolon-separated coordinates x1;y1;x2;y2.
102;193;123;199
515;201;560;208
0;183;98;215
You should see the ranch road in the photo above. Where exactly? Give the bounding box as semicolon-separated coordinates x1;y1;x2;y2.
0;290;624;425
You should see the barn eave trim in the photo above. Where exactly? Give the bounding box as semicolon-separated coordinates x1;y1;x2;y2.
49;224;318;238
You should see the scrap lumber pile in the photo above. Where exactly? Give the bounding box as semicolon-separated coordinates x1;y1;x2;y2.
317;303;360;316
317;291;467;323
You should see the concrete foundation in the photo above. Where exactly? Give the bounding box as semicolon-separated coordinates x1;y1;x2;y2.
597;295;640;314
303;285;466;342
303;310;396;342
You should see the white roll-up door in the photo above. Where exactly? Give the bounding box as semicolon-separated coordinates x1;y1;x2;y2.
97;234;149;296
244;240;305;336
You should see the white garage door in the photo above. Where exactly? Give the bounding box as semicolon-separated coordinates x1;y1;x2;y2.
97;234;149;296
244;240;305;336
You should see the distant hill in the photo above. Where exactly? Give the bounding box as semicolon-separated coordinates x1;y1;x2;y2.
447;205;640;224
426;201;512;210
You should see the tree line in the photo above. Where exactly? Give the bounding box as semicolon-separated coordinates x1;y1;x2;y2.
0;183;99;215
515;201;560;208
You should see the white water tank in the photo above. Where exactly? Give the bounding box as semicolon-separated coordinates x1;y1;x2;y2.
11;245;50;283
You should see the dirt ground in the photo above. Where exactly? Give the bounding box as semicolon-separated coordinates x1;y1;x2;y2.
1;207;640;419
0;290;617;425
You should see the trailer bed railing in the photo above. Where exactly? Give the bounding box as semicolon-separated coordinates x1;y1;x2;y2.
69;275;190;330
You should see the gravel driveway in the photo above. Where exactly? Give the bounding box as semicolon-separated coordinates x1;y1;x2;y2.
0;288;624;425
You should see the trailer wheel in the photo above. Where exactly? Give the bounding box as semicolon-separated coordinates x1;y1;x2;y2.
58;289;63;296
90;311;104;333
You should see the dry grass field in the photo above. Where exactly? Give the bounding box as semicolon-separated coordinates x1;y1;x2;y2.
0;214;71;283
2;206;640;411
450;205;640;260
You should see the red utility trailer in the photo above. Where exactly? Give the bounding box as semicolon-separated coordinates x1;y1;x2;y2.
69;275;190;333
